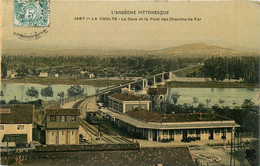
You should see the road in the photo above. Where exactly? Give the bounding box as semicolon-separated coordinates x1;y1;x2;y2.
190;145;245;166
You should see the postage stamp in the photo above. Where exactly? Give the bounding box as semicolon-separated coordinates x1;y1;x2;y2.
13;0;50;27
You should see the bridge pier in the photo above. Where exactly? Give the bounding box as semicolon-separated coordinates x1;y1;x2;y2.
161;72;165;85
169;71;172;81
162;73;164;82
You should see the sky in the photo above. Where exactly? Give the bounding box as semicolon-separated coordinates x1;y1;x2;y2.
1;1;260;51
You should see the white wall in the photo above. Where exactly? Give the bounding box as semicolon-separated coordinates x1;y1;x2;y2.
0;124;33;144
46;129;79;145
46;130;56;144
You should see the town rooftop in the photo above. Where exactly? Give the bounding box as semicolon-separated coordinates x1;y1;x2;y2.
0;105;34;124
45;108;80;116
109;93;146;101
125;107;231;123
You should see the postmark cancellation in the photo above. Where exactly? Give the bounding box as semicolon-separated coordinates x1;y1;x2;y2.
13;0;50;27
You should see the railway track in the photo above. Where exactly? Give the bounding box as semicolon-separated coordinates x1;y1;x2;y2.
80;118;132;144
78;96;132;144
79;119;97;144
79;119;98;136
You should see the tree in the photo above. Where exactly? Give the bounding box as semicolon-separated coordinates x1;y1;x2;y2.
1;63;7;78
57;91;65;105
193;97;199;107
218;98;225;105
0;100;6;105
0;90;4;97
26;87;39;100
67;85;84;98
8;99;21;104
41;85;54;100
241;99;259;138
171;92;180;105
16;65;28;79
206;99;211;108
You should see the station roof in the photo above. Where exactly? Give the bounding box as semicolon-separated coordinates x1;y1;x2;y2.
125;107;231;123
0;105;34;124
99;108;240;130
45;108;80;116
109;93;146;101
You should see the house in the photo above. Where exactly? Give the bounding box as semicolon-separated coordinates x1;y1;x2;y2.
88;73;95;79
0;105;34;147
7;70;18;79
99;107;240;142
80;70;87;76
108;93;151;113
54;73;59;78
148;87;167;100
45;108;80;145
39;72;48;78
148;87;167;109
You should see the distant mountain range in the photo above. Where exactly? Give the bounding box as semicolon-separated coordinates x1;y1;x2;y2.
2;43;259;58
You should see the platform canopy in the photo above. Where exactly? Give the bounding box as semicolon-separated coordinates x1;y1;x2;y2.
99;108;240;130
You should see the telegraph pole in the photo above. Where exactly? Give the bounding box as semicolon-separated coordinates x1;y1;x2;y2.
233;128;236;166
230;126;233;166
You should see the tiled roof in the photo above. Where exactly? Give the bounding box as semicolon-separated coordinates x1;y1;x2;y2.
45;108;80;116
148;88;167;95
109;93;145;101
125;107;231;123
101;108;239;130
0;105;34;124
7;147;195;165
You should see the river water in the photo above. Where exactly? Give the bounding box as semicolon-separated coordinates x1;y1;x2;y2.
0;83;105;102
167;88;259;107
0;83;259;106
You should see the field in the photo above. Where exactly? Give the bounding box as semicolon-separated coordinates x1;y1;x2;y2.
1;77;130;86
174;65;202;77
164;81;259;88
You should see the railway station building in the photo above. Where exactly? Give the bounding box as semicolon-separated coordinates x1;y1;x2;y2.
99;107;240;142
45;108;80;145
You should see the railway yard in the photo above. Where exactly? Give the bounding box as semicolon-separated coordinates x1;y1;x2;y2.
76;97;132;144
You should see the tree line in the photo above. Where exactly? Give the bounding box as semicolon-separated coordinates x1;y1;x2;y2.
1;55;204;79
202;56;259;84
0;85;85;105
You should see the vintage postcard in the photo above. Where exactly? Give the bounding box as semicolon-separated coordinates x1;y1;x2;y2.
0;0;259;165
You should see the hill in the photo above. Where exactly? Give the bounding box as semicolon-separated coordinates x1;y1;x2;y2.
2;43;258;58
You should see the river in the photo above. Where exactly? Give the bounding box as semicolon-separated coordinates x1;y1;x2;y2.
167;88;259;107
0;83;105;102
0;83;259;106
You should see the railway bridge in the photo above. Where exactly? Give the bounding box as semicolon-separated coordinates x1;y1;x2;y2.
98;71;173;104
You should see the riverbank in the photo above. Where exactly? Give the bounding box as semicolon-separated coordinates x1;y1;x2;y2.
1;78;130;86
2;78;259;88
164;81;259;88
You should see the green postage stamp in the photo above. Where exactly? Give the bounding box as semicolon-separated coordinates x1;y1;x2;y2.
13;0;50;27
